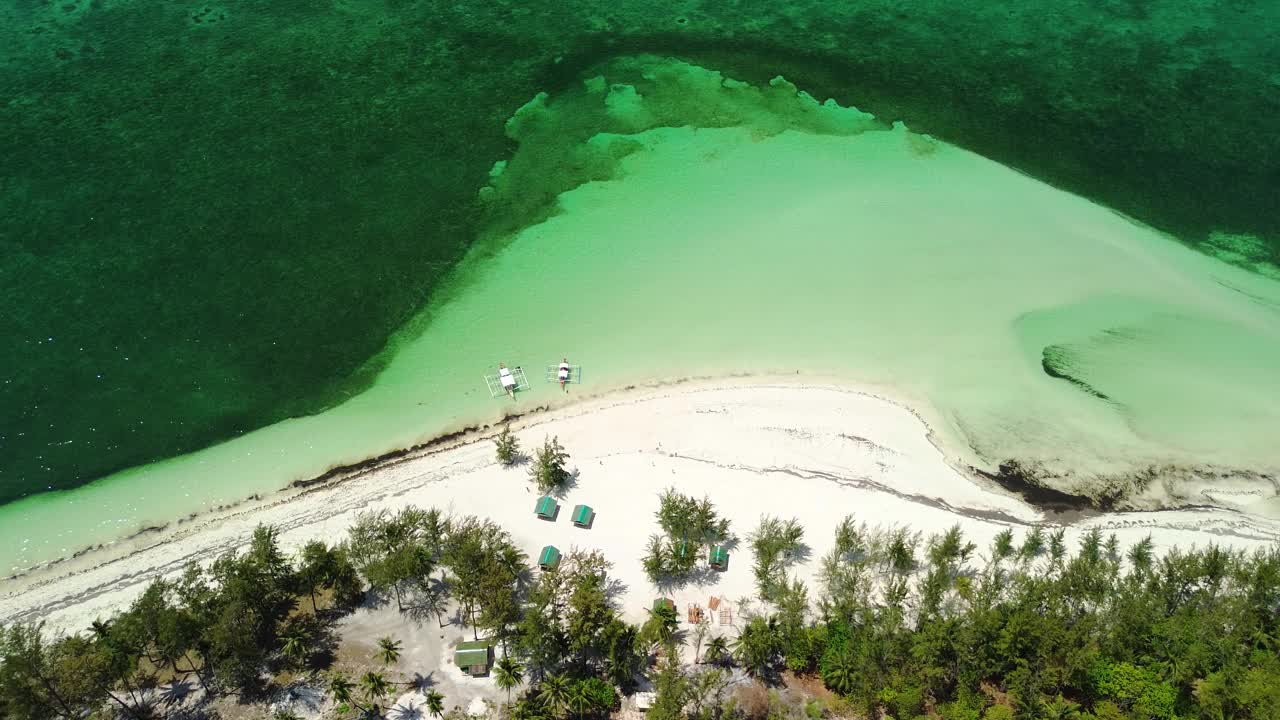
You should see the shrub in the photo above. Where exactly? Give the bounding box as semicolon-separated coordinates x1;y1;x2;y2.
529;436;570;492
494;425;520;466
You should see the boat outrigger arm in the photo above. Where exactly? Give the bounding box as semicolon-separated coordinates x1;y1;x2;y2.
545;364;584;384
484;366;530;398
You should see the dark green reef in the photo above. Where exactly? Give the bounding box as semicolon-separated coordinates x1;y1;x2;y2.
1;0;1278;503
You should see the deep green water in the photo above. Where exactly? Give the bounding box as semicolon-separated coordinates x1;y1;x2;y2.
2;0;1278;505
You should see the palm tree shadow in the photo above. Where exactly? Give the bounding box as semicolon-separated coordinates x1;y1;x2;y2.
653;564;721;593
160;679;195;706
392;700;425;720
411;671;438;692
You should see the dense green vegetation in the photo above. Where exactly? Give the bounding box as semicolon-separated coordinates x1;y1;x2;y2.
743;520;1280;720
3;507;1279;719
643;489;735;584
3;0;1278;501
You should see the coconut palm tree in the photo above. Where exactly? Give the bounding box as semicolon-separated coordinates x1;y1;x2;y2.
732;615;780;678
329;672;361;712
704;635;729;666
280;628;308;668
539;673;572;719
89;618;113;641
642;603;679;648
424;689;446;720
568;681;591;720
375;636;402;667
499;545;530;590
1043;695;1081;720
361;671;391;706
820;650;857;695
494;655;524;704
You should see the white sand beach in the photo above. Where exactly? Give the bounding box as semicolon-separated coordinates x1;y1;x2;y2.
5;379;1279;641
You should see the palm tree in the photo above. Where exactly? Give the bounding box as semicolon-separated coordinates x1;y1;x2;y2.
539;673;572;719
329;673;360;712
89;618;113;641
494;655;524;704
704;635;729;666
499;545;529;589
375;636;402;666
642;603;679;648
568;681;591;720
821;650;857;695
361;671;392;706
424;689;446;720
732;616;780;678
1043;695;1081;720
281;628;308;668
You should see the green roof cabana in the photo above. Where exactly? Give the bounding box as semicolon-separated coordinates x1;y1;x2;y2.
653;597;675;611
539;545;561;570
571;504;595;528
454;640;491;676
674;539;690;559
534;495;558;520
709;545;729;569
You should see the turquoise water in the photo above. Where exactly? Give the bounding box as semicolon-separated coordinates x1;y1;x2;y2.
2;0;1279;504
2;58;1278;574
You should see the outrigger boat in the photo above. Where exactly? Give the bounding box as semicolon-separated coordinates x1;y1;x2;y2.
544;361;583;385
484;364;529;399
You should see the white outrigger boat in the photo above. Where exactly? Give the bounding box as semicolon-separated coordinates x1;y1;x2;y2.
484;364;529;399
544;361;583;386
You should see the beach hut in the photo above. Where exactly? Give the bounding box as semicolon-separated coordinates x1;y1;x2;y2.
709;545;729;569
653;597;675;611
539;545;561;570
534;495;558;520
454;640;491;676
571;504;595;528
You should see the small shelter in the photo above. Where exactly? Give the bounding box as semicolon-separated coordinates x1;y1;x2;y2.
539;545;561;570
709;545;729;569
534;495;558;520
454;640;491;676
653;597;675;612
636;692;656;712
571;504;595;528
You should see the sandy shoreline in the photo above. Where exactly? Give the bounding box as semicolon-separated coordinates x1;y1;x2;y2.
5;378;1280;635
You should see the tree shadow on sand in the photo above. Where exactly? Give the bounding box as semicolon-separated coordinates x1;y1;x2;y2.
653;564;724;594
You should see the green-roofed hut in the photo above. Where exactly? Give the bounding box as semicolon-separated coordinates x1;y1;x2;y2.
539;545;561;570
571;504;595;528
653;597;675;611
454;640;491;676
709;545;729;570
534;495;558;520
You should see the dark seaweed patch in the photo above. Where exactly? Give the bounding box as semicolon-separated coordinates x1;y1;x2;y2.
1041;345;1114;402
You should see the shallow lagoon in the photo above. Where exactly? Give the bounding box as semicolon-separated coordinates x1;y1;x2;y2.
4;60;1278;574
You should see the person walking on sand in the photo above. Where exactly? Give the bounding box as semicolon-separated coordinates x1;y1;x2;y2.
558;358;571;392
499;362;517;400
